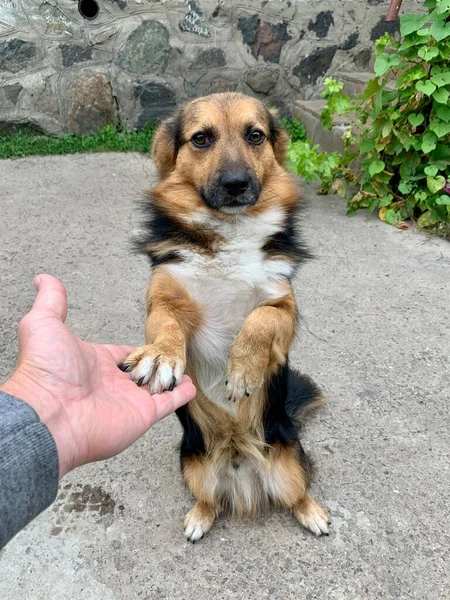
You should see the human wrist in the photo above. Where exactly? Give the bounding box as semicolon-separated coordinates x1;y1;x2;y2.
0;370;77;478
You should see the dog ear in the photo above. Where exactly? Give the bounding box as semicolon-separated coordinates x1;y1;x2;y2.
152;110;183;180
268;108;289;167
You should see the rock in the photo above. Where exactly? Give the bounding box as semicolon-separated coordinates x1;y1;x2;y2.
111;0;127;9
37;4;78;37
60;44;92;68
293;45;338;85
196;74;239;95
0;119;45;135
341;32;359;51
1;83;22;106
238;15;291;64
0;39;36;73
134;82;177;128
118;21;170;76
179;0;211;38
67;74;117;135
371;17;399;41
245;67;279;94
308;11;334;39
191;48;226;70
184;80;198;98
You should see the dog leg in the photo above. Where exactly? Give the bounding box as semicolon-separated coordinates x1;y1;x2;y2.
264;443;330;537
293;492;331;537
226;288;296;403
123;269;201;394
184;502;216;542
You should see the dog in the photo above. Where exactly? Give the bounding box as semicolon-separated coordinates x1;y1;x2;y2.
123;92;330;541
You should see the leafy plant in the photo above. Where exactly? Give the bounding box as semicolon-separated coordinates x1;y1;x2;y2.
281;117;307;142
306;0;450;229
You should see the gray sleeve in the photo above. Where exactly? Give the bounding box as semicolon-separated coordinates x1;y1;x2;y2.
0;391;59;549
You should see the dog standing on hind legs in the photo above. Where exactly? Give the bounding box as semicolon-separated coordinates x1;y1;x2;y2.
122;92;330;541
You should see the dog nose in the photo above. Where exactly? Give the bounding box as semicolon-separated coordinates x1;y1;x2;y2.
221;171;250;196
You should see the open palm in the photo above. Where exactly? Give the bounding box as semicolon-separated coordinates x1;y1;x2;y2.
1;275;195;477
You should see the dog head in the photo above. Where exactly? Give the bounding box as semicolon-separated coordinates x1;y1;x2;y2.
152;93;289;214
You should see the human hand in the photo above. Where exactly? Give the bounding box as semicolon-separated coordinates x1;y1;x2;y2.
0;275;196;478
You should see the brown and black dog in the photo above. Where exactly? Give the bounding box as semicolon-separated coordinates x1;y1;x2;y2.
123;92;330;541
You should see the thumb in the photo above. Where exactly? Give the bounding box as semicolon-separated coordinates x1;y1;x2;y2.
32;274;68;322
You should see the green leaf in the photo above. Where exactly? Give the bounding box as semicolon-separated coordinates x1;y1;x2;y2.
430;20;450;42
368;160;385;177
436;0;450;14
424;165;439;176
430;72;450;86
426;175;446;192
429;119;450;137
408;113;425;127
379;194;394;207
435;104;450;122
400;13;429;36
436;194;450;205
385;209;401;225
360;138;376;153
421;132;438;153
416;80;437;96
398;182;413;194
415;190;428;201
417;210;438;227
432;87;450;103
418;46;439;60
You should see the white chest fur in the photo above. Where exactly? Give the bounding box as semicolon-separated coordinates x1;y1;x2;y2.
164;207;293;413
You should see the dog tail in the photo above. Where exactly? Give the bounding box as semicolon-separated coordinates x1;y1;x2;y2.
285;368;324;429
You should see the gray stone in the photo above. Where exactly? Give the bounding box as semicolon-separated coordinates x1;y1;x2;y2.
196;73;239;95
245;67;279;94
308;11;334;39
117;20;170;76
191;48;226;70
67;74;118;135
238;15;291;64
0;39;36;73
179;0;211;38
134;82;177;127
2;83;22;106
293;45;338;85
371;17;400;41
183;80;197;98
111;0;127;9
60;44;93;68
0;1;28;30
341;31;359;51
0;119;45;135
37;4;78;37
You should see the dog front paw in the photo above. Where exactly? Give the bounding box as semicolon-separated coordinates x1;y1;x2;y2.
226;351;270;402
122;345;185;395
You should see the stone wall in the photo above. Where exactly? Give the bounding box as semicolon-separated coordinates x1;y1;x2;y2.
0;0;424;136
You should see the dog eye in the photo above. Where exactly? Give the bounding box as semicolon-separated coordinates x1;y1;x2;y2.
247;129;265;145
191;132;210;148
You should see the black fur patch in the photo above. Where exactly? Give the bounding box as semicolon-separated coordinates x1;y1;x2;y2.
264;362;299;446
176;405;206;459
262;205;311;270
134;200;216;263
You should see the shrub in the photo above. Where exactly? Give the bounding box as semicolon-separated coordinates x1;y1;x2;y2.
290;0;450;230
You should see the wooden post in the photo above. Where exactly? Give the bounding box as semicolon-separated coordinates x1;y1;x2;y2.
385;0;403;22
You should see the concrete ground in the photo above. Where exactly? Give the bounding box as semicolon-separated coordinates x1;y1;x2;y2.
0;153;449;600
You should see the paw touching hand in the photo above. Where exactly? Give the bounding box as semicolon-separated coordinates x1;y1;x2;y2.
122;345;185;395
